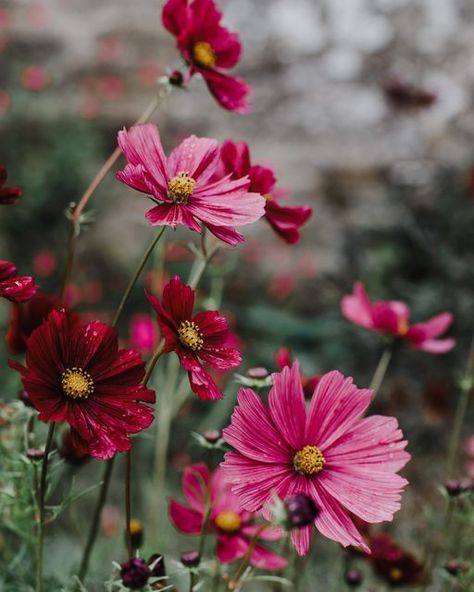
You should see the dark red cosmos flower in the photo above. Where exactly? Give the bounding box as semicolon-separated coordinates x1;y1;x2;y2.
369;533;425;586
0;260;38;303
9;310;155;459
5;292;57;354
219;140;312;244
146;276;241;400
161;0;250;113
0;165;22;205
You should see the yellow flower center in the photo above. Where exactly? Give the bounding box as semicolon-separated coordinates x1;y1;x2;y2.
193;41;216;68
129;519;143;536
178;320;204;351
61;368;94;400
389;567;403;581
168;172;196;204
215;511;241;533
263;193;273;201
293;445;326;476
397;319;409;336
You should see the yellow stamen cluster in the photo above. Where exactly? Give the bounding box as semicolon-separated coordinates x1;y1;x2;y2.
397;319;409;336
61;368;94;400
129;519;143;536
293;445;325;476
178;320;204;351
193;41;216;68
263;193;273;201
215;511;241;533
389;568;403;581
168;172;196;203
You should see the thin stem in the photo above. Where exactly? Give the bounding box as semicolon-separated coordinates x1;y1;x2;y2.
112;226;167;328
78;457;115;582
36;423;56;592
143;339;166;386
125;450;132;557
369;345;393;397
230;524;268;589
189;570;196;592
71;85;172;225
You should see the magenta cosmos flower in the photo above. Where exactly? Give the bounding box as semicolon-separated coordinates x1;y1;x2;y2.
0;260;38;303
146;275;241;400
162;0;250;113
341;282;455;354
116;124;264;246
170;463;287;570
9;309;155;459
219;140;312;244
222;362;410;556
0;165;22;205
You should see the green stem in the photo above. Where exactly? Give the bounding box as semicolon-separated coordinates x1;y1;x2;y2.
59;216;78;306
112;226;167;328
125;450;132;558
369;345;393;397
36;423;56;592
230;524;268;589
143;340;166;386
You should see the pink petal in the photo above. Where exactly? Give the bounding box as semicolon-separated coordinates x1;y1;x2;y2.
115;163;158;196
204;223;245;246
291;526;312;557
182;463;209;511
216;534;248;563
265;200;312;245
409;312;453;340
0;276;38;303
161;0;188;36
250;544;287;571
168;135;219;184
162;276;196;325
249;164;276;195
242;524;283;542
202;69;251;113
340;282;375;330
145;202;202;232
169;499;203;534
178;349;224;400
416;338;456;353
220;141;251;179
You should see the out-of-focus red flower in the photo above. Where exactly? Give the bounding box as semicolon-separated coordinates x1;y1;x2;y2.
0;165;21;205
275;347;320;397
0;7;10;29
341;282;455;354
81;281;104;305
101;505;120;537
32;249;56;278
0;261;38;303
161;0;251;112
129;313;158;354
10;310;155;459
382;76;436;111
97;36;122;63
369;533;425;586
97;74;124;101
219;140;312;244
21;65;49;91
147;275;241;400
267;273;297;302
5;292;57;354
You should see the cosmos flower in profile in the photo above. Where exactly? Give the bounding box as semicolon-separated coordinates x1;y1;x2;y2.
9;309;155;459
222;362;410;555
146;275;241;400
169;463;286;570
116;124;264;246
341;282;455;353
0;165;22;205
162;0;250;112
0;260;38;303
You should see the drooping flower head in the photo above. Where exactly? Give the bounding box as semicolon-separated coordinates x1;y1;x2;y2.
162;0;250;112
369;533;425;586
341;282;455;354
219;140;312;244
0;165;22;204
5;292;57;354
0;260;38;303
146;275;241;400
222;362;410;556
9;309;155;459
169;463;287;570
117;124;264;246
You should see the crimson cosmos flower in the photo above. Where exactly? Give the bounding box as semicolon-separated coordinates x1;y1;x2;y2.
218;140;312;244
116;123;265;246
146;275;241;400
9;309;155;459
5;292;57;354
162;0;251;113
341;282;455;353
0;165;22;204
222;362;410;556
169;463;286;570
0;260;38;303
369;533;425;586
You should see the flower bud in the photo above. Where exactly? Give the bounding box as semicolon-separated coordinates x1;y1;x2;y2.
247;367;269;379
120;558;150;589
284;493;319;528
180;550;201;568
203;429;221;444
26;447;44;461
444;560;469;576
345;569;363;587
445;479;473;496
19;390;34;408
168;70;184;87
128;518;144;549
148;553;166;579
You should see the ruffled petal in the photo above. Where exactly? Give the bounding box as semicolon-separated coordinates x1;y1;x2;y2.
201;69;251;113
168;135;219;184
340;282;375;330
145;202;202;233
265;200;312;244
203;223;245;246
169;499;203;534
161;0;188;36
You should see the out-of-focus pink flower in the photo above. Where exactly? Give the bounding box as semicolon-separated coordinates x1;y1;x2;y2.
97;36;122;63
129;313;158;354
138;60;164;87
341;282;455;354
5;292;57;354
26;2;48;27
0;7;10;29
97;74;124;101
161;0;251;113
0;261;38;303
0;165;21;205
81;281;104;305
32;249;56;277
267;273;297;302
116;123;265;245
21;65;49;91
275;347;320;397
170;463;287;570
222;362;410;556
382;76;436;111
219;140;312;244
146;275;241;400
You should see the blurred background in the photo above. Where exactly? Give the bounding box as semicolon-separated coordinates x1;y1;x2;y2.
0;0;473;589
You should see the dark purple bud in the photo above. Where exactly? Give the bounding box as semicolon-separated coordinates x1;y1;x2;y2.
247;367;269;379
19;390;34;408
445;479;463;496
445;560;469;576
26;447;44;461
120;558;150;589
148;554;166;578
180;551;201;568
345;569;363;587
284;493;319;528
168;70;184;87
203;430;221;444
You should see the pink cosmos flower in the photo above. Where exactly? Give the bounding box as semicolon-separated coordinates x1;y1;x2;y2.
341;282;455;354
169;463;287;570
0;261;38;303
129;313;158;354
162;0;250;112
146;275;241;400
219;140;312;244
222;362;410;556
116;124;265;246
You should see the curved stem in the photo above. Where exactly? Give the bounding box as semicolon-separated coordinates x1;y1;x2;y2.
36;423;56;592
230;524;268;589
143;339;166;386
369;345;393;398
